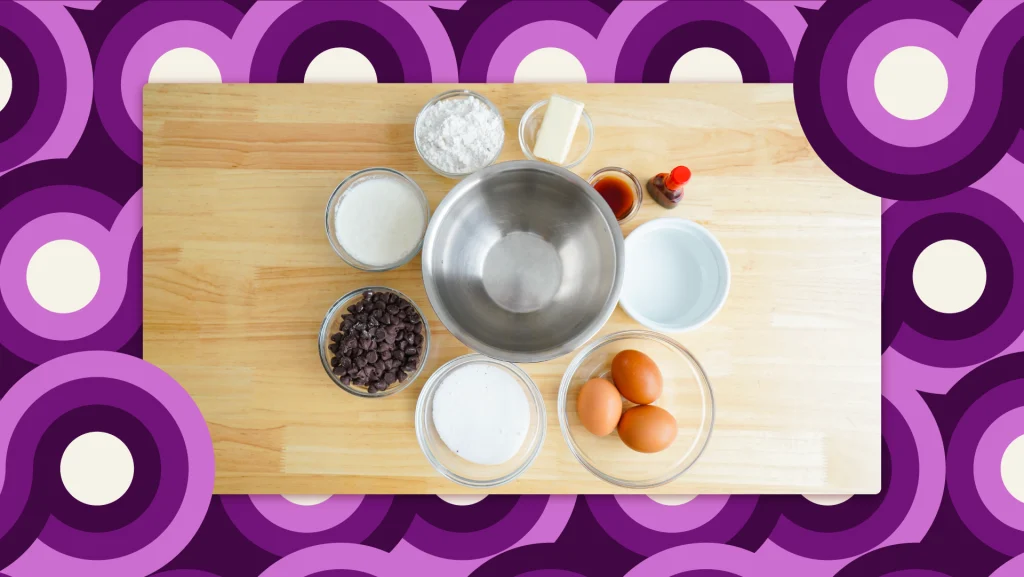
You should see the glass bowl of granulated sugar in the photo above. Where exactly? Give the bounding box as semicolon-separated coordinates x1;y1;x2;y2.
326;167;430;271
414;90;505;178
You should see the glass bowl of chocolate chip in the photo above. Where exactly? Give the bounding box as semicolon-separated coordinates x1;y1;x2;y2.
319;286;431;397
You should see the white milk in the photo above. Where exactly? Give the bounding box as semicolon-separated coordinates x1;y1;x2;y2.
334;176;426;267
432;363;530;466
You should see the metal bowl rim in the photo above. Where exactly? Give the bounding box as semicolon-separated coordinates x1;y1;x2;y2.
420;160;625;363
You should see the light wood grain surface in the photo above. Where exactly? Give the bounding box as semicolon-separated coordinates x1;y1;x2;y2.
143;84;880;495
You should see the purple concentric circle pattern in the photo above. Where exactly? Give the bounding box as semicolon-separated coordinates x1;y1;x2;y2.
1;1;1023;576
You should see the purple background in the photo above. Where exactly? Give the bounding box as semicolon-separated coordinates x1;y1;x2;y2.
1;1;1024;575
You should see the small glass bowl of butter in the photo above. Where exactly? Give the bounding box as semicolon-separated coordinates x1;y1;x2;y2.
518;95;594;170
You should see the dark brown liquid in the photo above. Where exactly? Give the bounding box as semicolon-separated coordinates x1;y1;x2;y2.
593;175;635;220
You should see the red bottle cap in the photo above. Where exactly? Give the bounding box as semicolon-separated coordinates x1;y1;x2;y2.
665;166;691;191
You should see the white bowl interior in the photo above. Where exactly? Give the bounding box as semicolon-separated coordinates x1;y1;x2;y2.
621;219;729;331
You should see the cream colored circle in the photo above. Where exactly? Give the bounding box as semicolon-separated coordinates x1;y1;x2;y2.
648;494;697;506
149;47;222;83
282;494;332;506
60;432;134;506
804;494;853;506
0;56;11;112
438;494;487;506
669;48;743;83
913;239;986;314
874;46;948;120
1001;436;1024;503
304;47;378;83
26;239;101;314
514;47;587;83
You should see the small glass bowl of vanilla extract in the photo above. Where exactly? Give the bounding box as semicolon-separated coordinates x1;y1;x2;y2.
589;167;643;225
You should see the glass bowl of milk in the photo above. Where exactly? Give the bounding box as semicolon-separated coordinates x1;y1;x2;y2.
326;167;430;271
415;354;546;488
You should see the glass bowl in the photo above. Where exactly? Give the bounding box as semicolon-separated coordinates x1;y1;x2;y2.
558;330;714;488
518;98;594;170
589;166;643;225
414;89;505;178
415;354;546;488
318;286;432;398
325;167;430;271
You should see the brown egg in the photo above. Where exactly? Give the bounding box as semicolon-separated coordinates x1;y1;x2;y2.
611;349;663;404
617;405;678;453
577;378;622;436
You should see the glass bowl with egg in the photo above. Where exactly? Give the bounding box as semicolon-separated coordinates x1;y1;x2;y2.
414;89;506;178
558;330;714;488
319;286;432;398
415;354;546;488
518;97;594;170
325;167;430;271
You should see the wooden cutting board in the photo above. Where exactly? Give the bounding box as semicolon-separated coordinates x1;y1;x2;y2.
142;84;880;495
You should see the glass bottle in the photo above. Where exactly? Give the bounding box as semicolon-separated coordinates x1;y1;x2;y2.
646;166;691;209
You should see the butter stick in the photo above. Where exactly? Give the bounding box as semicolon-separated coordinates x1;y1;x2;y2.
533;95;584;165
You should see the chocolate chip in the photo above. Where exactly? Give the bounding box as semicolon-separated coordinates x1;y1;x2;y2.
331;291;424;393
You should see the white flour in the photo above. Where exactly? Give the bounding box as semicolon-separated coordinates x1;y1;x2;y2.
416;96;504;174
334;176;426;267
432;363;530;465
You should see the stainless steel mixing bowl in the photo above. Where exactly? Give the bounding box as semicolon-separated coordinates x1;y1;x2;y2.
421;160;625;363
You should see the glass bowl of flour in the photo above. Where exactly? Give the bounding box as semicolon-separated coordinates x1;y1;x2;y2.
326;167;430;271
414;90;505;178
415;354;546;488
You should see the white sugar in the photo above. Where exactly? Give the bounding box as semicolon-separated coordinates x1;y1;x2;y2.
334;176;425;267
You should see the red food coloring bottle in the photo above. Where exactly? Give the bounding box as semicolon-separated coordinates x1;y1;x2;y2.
646;166;691;209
